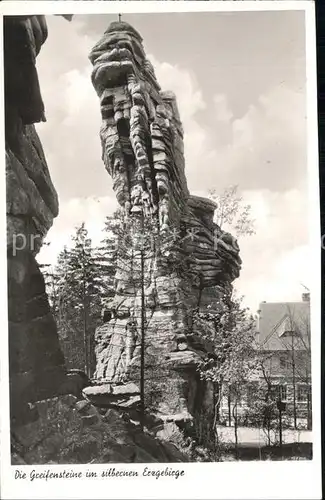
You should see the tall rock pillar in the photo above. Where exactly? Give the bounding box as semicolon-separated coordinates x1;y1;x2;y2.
89;22;241;434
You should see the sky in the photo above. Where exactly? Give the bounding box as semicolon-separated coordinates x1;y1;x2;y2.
35;10;310;312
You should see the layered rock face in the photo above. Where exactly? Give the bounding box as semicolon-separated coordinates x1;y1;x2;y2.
89;21;241;432
5;16;67;423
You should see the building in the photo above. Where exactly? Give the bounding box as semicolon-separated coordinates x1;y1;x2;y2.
256;293;311;429
219;293;312;429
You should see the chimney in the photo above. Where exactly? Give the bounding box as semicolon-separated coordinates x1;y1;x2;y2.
302;292;310;302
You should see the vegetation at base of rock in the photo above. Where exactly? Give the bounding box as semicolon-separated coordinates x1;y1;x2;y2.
11;395;191;465
41;224;106;376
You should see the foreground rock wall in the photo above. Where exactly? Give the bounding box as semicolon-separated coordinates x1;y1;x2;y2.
89;22;241;435
5;16;67;423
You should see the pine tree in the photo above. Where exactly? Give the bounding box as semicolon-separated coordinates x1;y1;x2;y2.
44;224;104;376
95;209;124;303
97;207;180;425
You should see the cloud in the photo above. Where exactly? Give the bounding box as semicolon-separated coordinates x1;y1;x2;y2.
177;83;307;195
146;58;309;312
234;188;309;310
34;16;309;313
148;54;211;193
37;196;118;266
36;16;110;202
237;244;310;311
226;84;307;192
146;56;306;199
213;94;234;123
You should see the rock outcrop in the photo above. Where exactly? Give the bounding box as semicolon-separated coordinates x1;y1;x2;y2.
89;22;241;437
5;15;68;424
5;14;194;466
11;394;190;464
6;15;241;462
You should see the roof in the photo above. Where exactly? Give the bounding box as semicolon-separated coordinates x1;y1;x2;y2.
257;300;310;351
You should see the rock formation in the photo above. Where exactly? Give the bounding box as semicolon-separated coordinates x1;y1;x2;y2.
4;15;70;424
6;14;191;466
11;394;190;464
89;22;241;437
5;14;241;462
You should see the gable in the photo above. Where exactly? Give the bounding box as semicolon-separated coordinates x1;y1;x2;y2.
277;315;296;338
258;301;310;351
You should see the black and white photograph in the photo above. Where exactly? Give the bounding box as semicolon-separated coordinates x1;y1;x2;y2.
0;1;321;499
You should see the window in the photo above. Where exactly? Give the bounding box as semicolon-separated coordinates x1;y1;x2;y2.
280;354;292;370
279;356;291;369
279;385;287;402
229;385;243;406
297;385;310;403
278;316;296;337
281;330;296;337
246;383;257;405
270;384;287;402
269;385;277;399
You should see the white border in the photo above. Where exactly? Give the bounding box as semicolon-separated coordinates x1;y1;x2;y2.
305;0;321;477
0;2;321;500
0;0;314;15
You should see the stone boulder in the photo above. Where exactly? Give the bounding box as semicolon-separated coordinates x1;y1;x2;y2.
11;395;190;464
83;382;140;409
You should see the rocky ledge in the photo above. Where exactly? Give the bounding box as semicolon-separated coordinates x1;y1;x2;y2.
11;395;191;464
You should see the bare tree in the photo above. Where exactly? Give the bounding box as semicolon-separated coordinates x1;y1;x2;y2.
208;185;256;237
283;303;312;430
194;291;257;456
